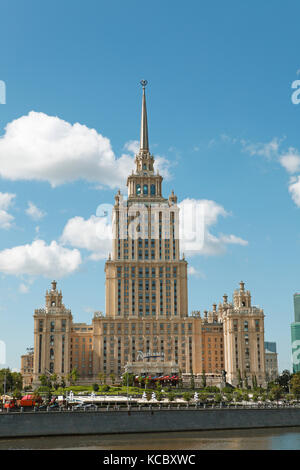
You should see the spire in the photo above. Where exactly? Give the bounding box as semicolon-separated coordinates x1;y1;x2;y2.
140;80;149;151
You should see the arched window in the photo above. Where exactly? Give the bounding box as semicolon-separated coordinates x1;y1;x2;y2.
136;184;141;195
150;184;155;195
143;184;148;195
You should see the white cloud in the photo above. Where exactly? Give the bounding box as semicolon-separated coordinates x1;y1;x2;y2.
0;192;15;229
19;283;29;294
188;266;206;279
219;234;249;246
0;210;14;230
0;240;81;277
0;192;15;210
0;111;132;188
124;140;139;154
26;201;46;220
288;176;300;207
279;148;300;174
241;137;281;159
179;198;248;256
60;215;112;260
0;113;172;189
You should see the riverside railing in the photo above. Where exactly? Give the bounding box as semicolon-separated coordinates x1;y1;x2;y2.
1;402;300;414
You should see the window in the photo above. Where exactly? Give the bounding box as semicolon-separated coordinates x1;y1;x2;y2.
151;184;155;195
143;184;148;195
136;184;141;195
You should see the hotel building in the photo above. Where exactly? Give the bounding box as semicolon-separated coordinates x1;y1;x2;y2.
29;83;267;388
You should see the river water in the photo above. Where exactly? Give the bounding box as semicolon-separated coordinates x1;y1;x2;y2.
1;428;300;450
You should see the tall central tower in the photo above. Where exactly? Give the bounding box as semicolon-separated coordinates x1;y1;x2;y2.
92;82;195;378
105;81;188;321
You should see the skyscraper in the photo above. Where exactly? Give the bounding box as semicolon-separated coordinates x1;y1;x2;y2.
291;293;300;373
31;82;267;388
93;80;197;377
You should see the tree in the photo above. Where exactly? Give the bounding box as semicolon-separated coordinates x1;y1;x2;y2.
201;370;206;389
277;370;292;393
39;374;50;387
291;372;300;399
252;375;258;390
145;377;150;389
50;374;59;390
68;368;79;385
0;369;23;394
237;369;242;388
122;372;134;387
214;393;222;403
178;369;183;388
225;393;233;403
190;371;195;390
167;392;175;402
98;372;104;385
155;382;162;391
243;372;248;389
109;373;115;385
183;392;191;402
269;385;283;403
138;376;144;388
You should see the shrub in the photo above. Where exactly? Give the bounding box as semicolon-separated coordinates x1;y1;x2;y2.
92;383;99;392
183;392;192;402
205;386;219;393
214;393;222;403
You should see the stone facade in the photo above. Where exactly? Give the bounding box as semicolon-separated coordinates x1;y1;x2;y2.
20;350;34;388
30;84;268;388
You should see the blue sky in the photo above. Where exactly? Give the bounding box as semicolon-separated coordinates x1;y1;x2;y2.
1;0;300;372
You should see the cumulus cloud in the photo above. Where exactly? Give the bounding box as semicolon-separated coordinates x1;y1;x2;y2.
60;215;112;260
0;240;81;277
0;211;14;230
179;198;248;256
26;201;46;220
0;112;172;189
279;148;300;174
0;192;15;210
0;192;15;229
288;176;300;207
